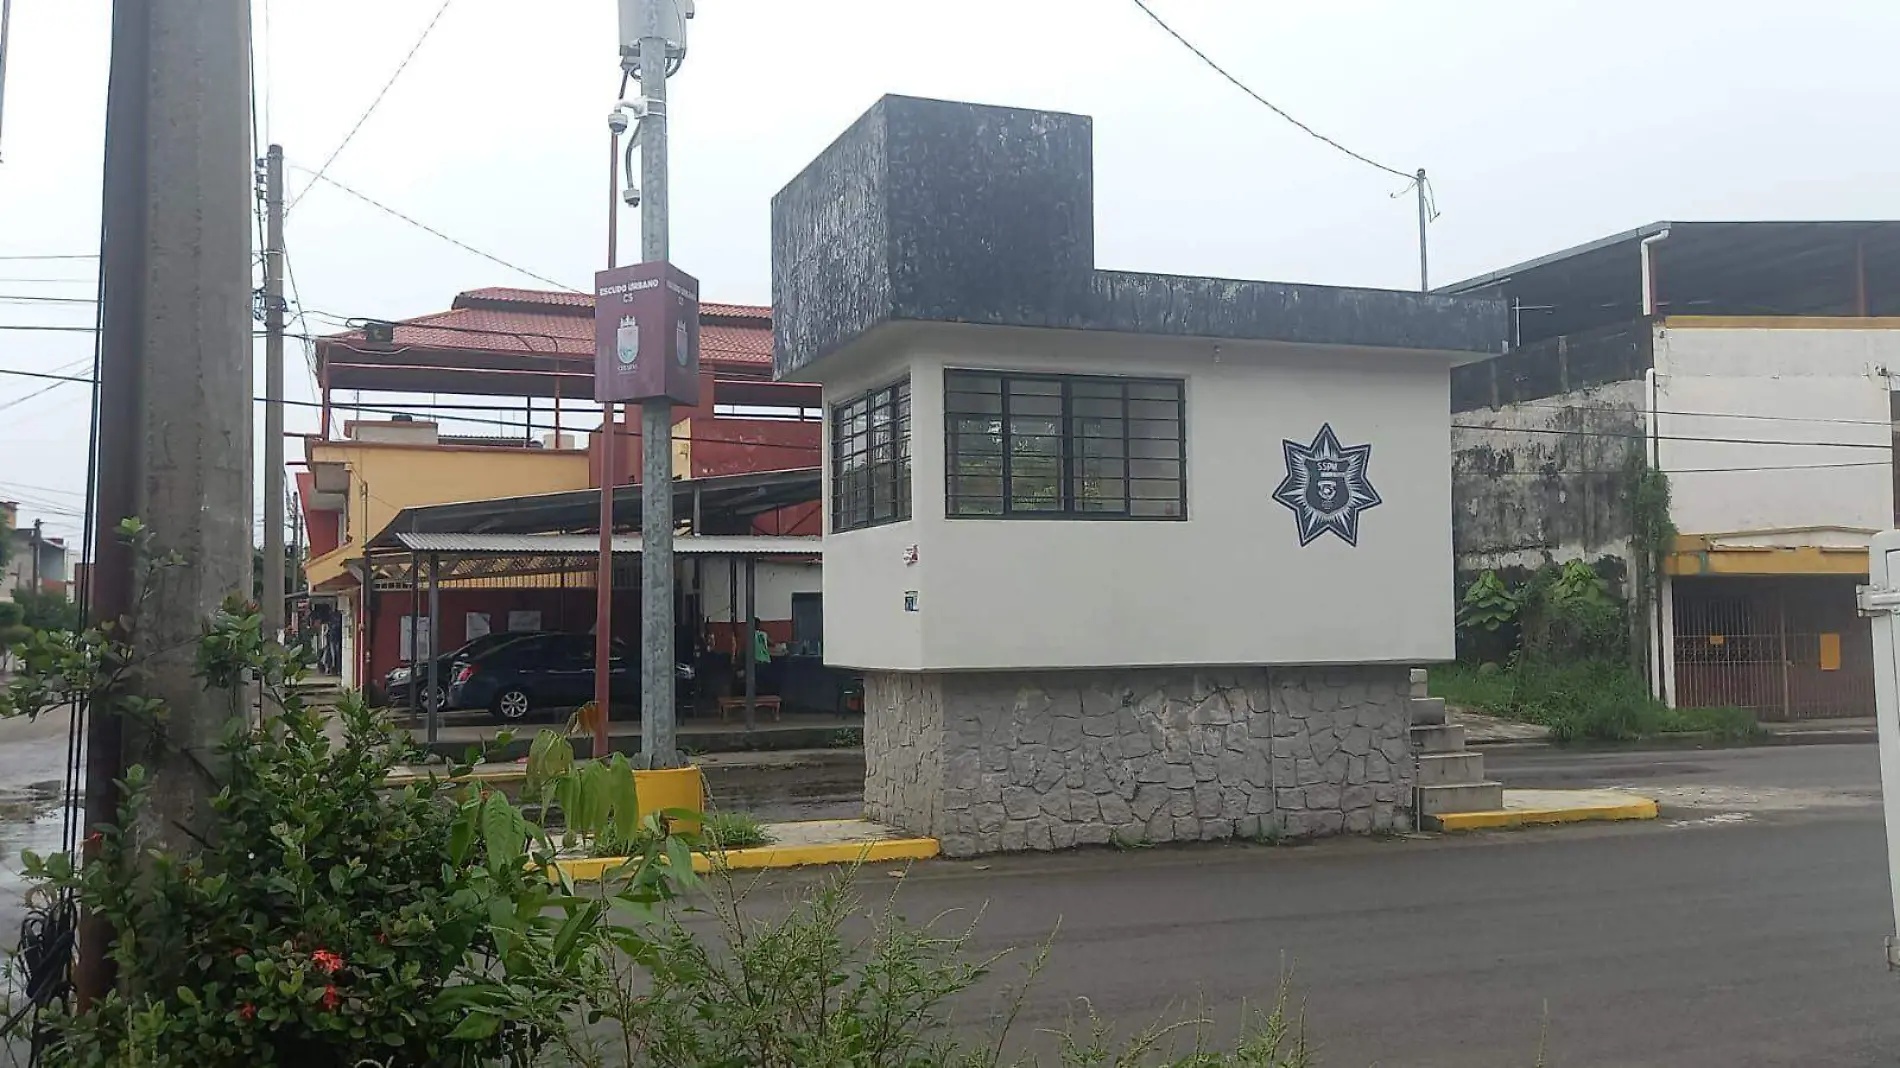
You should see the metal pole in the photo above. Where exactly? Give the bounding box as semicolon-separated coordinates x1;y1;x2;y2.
408;552;420;722
591;118;621;760
1415;167;1429;292
80;0;251;1006
0;0;13;162
29;519;39;591
263;144;286;643
637;7;678;767
743;557;757;732
426;553;441;745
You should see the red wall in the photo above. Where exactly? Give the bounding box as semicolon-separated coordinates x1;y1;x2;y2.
366;586;621;683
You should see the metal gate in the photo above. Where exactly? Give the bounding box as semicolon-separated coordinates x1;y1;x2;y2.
1672;575;1874;720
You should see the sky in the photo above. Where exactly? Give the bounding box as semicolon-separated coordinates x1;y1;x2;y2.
2;0;1899;551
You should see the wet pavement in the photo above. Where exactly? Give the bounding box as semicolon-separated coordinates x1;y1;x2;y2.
0;708;80;943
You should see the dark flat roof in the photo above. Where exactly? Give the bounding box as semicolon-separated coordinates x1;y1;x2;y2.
368;467;820;548
1436;221;1900;344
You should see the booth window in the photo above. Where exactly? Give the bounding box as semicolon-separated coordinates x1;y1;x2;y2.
830;379;912;532
944;370;1186;519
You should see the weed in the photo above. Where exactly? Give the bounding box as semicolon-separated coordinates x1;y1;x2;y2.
829;726;864;748
1108;831;1152;852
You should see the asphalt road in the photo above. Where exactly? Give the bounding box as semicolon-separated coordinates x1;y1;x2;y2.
750;744;1900;1067
0;723;1893;1065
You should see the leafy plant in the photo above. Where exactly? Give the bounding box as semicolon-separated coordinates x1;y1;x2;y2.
1455;571;1520;634
0;522;636;1067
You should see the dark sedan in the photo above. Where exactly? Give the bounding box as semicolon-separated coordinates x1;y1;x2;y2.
386;630;545;713
445;632;696;722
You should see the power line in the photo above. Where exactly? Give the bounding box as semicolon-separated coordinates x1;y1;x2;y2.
286;0;455;213
0;294;95;304
1126;0;1411;181
1473;398;1899;430
0;254;97;261
285;165;581;292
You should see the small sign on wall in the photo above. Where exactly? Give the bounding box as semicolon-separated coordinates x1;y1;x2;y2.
399;615;432;662
508;610;543;633
903;590;920;613
465;612;492;640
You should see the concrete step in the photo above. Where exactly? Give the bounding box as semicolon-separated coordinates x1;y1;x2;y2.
1409;667;1429;700
1416;781;1505;817
1410;723;1466;754
1409;696;1447;726
1417;751;1486;787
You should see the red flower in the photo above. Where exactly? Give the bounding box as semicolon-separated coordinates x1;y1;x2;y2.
238;1003;256;1021
83;832;102;848
310;948;344;975
320;985;340;1012
231;947;247;959
375;932;388;945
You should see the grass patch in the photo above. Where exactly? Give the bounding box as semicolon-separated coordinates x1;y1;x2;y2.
590;810;774;858
1432;659;1763;744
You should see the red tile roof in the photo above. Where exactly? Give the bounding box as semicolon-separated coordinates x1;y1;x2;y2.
323;287;774;370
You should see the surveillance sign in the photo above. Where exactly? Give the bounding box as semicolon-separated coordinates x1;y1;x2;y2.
593;261;701;405
1272;423;1381;547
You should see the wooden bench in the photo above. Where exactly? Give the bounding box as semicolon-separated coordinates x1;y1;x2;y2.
716;695;782;723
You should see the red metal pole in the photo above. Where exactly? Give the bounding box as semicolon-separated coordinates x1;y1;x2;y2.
592;124;620;759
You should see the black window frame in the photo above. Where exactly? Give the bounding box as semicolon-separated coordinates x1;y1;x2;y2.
829;378;912;533
944;369;1188;520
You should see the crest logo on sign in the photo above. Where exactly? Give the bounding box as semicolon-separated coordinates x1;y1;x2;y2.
1272;423;1381;547
616;316;639;368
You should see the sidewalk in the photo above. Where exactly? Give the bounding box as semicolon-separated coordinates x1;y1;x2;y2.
1759;717;1876;745
1453;708;1877;749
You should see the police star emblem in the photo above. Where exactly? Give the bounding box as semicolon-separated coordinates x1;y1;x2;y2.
1272;423;1382;547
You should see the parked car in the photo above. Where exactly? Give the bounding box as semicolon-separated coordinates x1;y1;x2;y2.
386;630;544;712
445;632;697;722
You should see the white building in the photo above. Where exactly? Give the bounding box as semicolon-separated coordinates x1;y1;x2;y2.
1445;222;1900;719
771;95;1507;854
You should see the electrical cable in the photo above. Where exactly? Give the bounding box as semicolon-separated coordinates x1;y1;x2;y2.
284;165;582;292
286;0;455;213
1126;0;1412;181
0;254;96;261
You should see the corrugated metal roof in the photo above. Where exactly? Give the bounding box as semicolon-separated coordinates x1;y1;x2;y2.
390;533;821;556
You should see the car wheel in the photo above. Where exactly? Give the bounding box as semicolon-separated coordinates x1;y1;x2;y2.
492;687;532;722
428;685;449;713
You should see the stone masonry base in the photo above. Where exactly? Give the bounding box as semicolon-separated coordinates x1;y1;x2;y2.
862;666;1414;857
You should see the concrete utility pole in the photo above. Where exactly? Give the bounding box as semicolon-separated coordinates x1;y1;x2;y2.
79;0;253;1006
0;0;13;162
636;3;678;768
28;519;39;591
263;144;286;642
1415;168;1430;292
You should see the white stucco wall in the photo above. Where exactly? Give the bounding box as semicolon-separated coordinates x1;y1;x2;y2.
1655;322;1896;545
697;560;822;622
818;324;1460;672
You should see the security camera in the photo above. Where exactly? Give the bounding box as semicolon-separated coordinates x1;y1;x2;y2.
607;109;631;135
623;184;642;208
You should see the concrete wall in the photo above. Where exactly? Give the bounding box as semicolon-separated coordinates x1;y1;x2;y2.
1451;378;1646;584
304;441;590;589
1655;321;1895;543
821;325;1459;672
863;664;1414;856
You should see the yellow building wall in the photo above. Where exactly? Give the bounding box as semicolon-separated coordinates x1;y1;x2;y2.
305;442;589;589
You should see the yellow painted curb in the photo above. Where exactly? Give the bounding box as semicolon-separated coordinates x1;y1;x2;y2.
555;836;941;882
1434;798;1658;831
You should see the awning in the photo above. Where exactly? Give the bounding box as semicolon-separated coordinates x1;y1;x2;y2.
372;533;819;586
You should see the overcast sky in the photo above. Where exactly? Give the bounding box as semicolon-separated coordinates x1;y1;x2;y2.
2;0;1898;546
